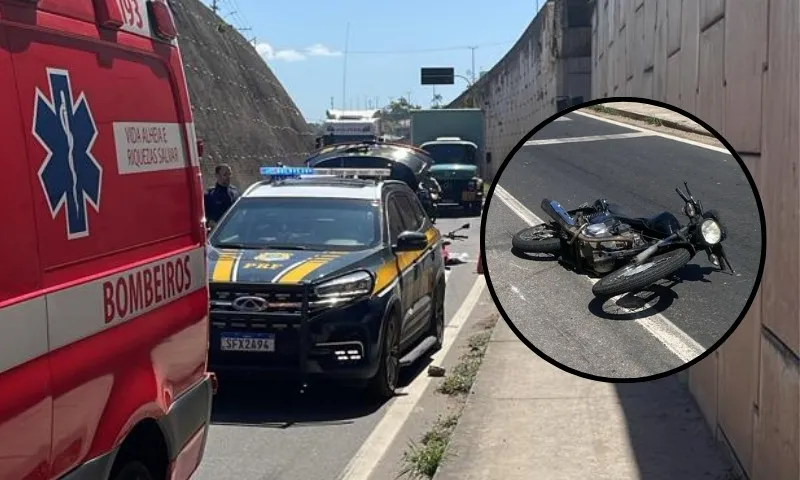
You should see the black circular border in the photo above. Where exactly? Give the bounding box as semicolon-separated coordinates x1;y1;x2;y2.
478;96;768;384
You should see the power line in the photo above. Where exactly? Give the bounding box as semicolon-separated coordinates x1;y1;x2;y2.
346;40;514;55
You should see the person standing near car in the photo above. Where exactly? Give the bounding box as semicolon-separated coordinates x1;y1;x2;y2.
204;163;239;229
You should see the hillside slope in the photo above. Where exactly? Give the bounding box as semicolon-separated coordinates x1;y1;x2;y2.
171;0;314;189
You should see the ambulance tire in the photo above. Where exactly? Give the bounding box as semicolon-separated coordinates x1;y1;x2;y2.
366;310;401;401
111;460;153;480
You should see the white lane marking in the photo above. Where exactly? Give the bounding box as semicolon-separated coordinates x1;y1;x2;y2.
445;269;452;283
553;117;572;122
337;276;487;480
492;185;705;363
524;131;655;146
573;109;732;155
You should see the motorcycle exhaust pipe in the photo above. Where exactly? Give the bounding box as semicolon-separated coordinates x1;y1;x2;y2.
634;233;678;264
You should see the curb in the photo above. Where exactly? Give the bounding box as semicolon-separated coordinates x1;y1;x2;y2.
431;309;501;480
589;106;713;138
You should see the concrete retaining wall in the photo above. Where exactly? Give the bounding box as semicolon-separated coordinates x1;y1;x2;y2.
448;0;593;181
171;0;315;189
451;0;797;476
593;1;799;478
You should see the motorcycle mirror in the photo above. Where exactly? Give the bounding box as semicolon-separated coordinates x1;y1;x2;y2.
461;223;470;229
684;181;696;201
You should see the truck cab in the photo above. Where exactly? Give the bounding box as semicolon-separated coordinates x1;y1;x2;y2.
420;137;483;216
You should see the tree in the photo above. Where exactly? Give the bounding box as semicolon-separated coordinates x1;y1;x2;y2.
430;93;443;108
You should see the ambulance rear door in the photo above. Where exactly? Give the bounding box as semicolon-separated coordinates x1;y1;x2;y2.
5;0;207;477
0;15;52;480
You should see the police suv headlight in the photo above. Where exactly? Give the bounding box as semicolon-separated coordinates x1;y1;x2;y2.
315;271;374;300
700;219;722;245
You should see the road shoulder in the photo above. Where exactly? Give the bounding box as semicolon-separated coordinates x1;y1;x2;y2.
432;318;738;479
366;280;498;480
578;103;726;150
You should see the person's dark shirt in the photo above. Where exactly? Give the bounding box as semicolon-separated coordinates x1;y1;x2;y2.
204;183;240;223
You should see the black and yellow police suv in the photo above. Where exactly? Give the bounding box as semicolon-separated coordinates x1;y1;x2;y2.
205;165;446;399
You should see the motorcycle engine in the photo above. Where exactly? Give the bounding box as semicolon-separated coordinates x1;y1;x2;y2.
580;219;646;273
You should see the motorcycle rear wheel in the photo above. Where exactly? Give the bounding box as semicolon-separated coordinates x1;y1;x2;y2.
592;248;692;297
511;223;561;253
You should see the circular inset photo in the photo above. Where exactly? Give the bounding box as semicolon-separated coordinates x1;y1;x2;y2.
480;97;766;382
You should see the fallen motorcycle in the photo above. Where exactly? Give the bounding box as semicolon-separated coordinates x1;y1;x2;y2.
442;223;469;265
511;182;735;297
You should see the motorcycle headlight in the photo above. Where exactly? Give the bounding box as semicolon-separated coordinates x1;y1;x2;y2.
700;219;722;245
314;271;374;300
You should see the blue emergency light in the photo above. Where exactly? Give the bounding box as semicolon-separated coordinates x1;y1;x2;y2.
260;166;315;177
260;166;392;179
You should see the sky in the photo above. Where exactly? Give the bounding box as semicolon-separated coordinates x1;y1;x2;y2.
197;0;544;123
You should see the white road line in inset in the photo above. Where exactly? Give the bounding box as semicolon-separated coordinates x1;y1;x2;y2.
553;117;572;122
524;131;655;146
573;109;732;155
492;185;706;364
337;276;487;480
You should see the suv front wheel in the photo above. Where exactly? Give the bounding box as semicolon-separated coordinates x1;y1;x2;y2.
367;311;401;400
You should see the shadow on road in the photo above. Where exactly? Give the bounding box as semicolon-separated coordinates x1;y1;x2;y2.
434;205;482;220
588;283;679;320
510;246;559;262
210;354;437;429
613;377;737;478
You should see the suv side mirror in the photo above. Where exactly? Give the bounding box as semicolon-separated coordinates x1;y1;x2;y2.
395;231;428;251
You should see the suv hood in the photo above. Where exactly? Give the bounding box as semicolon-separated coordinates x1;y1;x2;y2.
207;245;381;284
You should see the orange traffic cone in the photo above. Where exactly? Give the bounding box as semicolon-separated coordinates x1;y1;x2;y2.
476;252;484;275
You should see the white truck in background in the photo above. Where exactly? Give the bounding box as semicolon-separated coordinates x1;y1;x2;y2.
317;109;384;147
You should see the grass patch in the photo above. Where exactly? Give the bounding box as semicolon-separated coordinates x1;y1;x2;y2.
397;314;498;478
397;414;460;479
437;315;497;396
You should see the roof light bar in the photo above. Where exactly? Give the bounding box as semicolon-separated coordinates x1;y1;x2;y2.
260;166;392;179
260;166;316;177
312;168;392;178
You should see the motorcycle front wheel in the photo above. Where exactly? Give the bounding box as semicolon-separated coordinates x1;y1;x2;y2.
511;223;561;253
591;248;692;298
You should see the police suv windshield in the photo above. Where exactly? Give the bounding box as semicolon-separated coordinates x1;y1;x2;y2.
423;144;476;165
210;197;381;251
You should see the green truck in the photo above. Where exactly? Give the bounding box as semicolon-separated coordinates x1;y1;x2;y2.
410;108;487;216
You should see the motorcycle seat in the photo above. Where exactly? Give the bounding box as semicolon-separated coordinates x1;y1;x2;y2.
607;205;680;236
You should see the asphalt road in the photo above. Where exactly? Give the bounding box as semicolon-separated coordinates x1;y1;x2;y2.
193;211;482;480
484;111;763;379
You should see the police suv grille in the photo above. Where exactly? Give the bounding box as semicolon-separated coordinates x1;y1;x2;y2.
208;282;334;327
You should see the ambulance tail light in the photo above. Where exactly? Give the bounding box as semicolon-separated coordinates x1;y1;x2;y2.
149;0;178;40
93;0;124;28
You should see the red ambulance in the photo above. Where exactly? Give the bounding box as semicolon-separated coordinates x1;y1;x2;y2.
0;1;214;479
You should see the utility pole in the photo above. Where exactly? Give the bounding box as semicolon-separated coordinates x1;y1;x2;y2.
469;46;477;82
211;0;219;13
341;22;350;110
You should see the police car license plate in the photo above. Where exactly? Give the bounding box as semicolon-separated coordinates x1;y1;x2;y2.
220;332;275;352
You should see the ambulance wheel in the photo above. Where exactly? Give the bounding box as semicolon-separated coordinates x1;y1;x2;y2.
111;460;153;480
367;311;401;400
